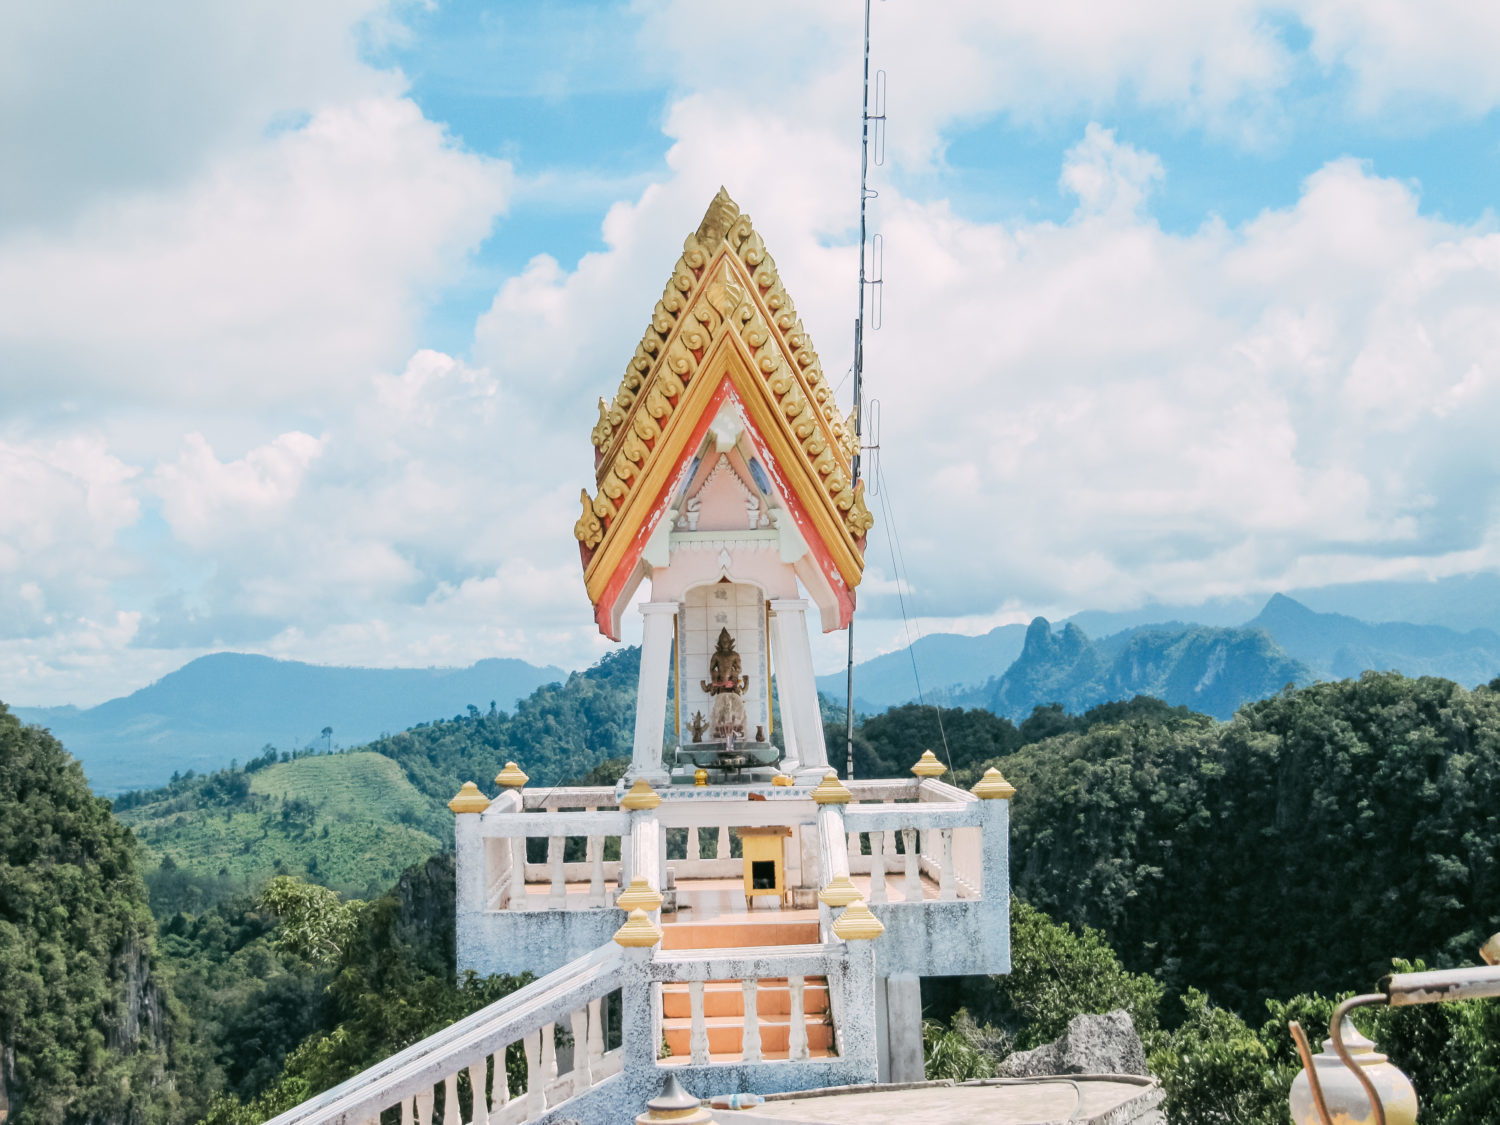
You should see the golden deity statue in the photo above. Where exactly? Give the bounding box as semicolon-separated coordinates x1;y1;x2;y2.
700;627;750;741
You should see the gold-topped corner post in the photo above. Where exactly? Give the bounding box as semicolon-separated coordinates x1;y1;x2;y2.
494;761;529;788
613;908;664;949
819;874;861;908
621;777;663;810
833;898;886;941
616;876;664;913
448;781;491;814
971;767;1016;800
911;749;945;778
810;771;852;805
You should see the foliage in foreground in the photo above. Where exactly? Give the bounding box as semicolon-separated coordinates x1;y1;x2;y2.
997;672;1500;1011
925;902;1500;1125
0;703;179;1125
200;856;528;1125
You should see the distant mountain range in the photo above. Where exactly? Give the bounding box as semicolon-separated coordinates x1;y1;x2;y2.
958;617;1311;721
17;576;1500;792
10;653;563;794
823;589;1500;720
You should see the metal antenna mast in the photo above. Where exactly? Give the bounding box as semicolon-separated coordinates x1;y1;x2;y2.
845;0;885;779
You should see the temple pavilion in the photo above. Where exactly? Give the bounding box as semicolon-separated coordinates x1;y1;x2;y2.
264;191;1033;1125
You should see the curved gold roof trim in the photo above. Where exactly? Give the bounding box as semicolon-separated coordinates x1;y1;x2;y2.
575;189;872;601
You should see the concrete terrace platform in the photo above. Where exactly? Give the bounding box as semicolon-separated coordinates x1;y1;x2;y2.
717;1077;1164;1125
515;873;942;918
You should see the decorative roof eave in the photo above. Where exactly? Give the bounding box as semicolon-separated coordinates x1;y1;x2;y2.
584;340;860;639
574;189;873;622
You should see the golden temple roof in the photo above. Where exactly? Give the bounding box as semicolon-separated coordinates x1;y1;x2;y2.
574;189;873;631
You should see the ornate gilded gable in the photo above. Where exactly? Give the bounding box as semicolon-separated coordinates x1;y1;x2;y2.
575;189;873;625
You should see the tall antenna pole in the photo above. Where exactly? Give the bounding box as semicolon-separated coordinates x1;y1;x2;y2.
846;0;878;779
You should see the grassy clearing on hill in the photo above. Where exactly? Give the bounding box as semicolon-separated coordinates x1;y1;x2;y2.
248;752;440;828
119;751;445;902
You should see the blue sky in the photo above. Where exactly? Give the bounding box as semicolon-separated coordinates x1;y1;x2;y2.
4;1;1500;704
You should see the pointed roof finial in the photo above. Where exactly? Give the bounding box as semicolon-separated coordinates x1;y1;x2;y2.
694;187;741;246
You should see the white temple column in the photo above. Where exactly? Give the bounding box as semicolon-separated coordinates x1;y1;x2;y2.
628;601;676;785
770;598;829;775
766;606;801;770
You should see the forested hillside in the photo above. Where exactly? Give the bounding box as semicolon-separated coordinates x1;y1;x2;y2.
0;704;178;1124
109;648;641;904
992;671;1500;1010
11;656;1500;1123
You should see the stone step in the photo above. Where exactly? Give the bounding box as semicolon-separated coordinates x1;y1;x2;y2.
661;1015;835;1058
661;978;829;1018
660;918;821;951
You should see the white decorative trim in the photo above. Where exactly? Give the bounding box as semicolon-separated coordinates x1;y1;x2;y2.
677;454;770;532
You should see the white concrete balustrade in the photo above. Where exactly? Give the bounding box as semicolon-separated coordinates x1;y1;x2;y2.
261;944;626;1125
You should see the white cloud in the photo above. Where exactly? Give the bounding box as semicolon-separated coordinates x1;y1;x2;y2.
0;0;402;226
1060;124;1165;217
0;436;141;640
1300;0;1500;115
12;0;1500;708
0;96;510;408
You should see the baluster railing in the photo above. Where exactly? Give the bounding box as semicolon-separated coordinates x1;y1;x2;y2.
441;1072;459;1124
902;827;921;901
547;836;566;905
788;975;808;1061
686;823;701;860
587;997;605;1079
689;981;709;1064
587;832;605;906
717;823;731;860
869;831;887;904
488;1048;508;1117
467;1060;488;1125
741;978;762;1063
508;837;527;911
570;1007;590;1092
938;828;956;901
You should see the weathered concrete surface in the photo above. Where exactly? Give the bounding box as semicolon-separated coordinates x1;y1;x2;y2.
865;899;1009;977
716;1077;1163;1124
457;907;626;978
883;975;924;1084
996;1011;1149;1078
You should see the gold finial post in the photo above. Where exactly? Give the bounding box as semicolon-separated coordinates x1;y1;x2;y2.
448;781;491;814
621;777;663;810
818;874;860;908
613;908;663;949
494;761;529;788
833;898;886;942
971;767;1016;800
810;771;852;805
911;750;945;778
616;876;664;913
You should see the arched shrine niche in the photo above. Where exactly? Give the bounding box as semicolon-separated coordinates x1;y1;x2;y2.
675;580;776;773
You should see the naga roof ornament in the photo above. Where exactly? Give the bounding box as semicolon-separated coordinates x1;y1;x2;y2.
574;188;874;637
